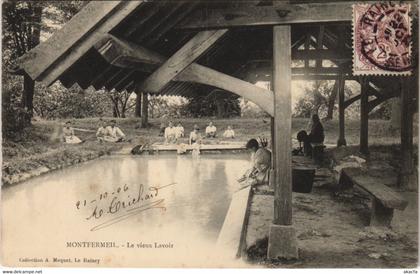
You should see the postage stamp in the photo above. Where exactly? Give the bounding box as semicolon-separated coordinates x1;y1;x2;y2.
353;3;412;75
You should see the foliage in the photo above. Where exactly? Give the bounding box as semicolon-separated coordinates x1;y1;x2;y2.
183;89;241;118
107;90;135;118
240;99;270;118
2;73;31;139
2;1;86;137
148;95;189;119
33;83;112;119
293;80;358;119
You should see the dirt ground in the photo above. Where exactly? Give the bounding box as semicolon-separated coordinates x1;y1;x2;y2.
245;148;418;268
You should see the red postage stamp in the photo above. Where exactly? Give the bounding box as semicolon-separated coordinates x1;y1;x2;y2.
353;3;412;75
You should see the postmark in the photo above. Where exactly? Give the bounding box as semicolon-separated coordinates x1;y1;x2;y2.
353;2;412;75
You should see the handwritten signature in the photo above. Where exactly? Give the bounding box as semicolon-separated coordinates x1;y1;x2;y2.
75;183;176;231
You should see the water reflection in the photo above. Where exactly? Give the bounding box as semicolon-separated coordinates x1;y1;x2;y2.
2;154;250;267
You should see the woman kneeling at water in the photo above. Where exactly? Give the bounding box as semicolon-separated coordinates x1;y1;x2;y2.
237;138;271;187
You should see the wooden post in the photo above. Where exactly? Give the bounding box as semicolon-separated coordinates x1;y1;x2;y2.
268;25;298;260
135;91;142;117
269;59;275;189
141;92;149;128
273;25;292;226
269;117;275;189
399;77;416;190
337;71;347;146
359;77;369;155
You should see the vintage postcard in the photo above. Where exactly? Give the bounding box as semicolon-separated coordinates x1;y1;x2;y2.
1;0;418;270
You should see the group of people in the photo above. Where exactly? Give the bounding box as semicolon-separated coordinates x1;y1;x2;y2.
61;114;325;191
62;119;127;144
238;114;325;189
161;121;236;145
161;122;185;144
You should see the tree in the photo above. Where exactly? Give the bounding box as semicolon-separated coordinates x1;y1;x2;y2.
107;90;135;118
33;83;111;119
3;1;86;119
3;2;43;117
293;80;355;119
148;95;188;119
184;89;241;118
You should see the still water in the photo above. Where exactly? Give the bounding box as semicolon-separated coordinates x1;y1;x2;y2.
1;154;251;267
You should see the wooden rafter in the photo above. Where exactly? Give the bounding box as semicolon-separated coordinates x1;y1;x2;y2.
135;1;185;43
176;2;380;30
145;2;199;47
23;1;144;86
94;35;274;116
139;29;228;93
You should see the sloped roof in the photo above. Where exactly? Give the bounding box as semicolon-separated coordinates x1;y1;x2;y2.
14;0;414;103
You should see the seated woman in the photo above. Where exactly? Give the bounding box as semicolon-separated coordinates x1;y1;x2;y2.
223;126;235;138
164;121;177;144
205;121;217;138
105;120;126;143
159;122;166;137
303;114;325;155
96;119;109;143
62;121;83;144
238;138;271;187
175;122;185;139
189;124;202;145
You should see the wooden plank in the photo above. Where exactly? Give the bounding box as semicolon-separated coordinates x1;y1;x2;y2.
38;1;144;86
292;49;351;61
177;63;274;116
342;168;408;210
94;34;165;68
139;29;228;93
360;77;369;155
273;25;292;226
292;74;357;81
293;67;341;74
177;2;379;29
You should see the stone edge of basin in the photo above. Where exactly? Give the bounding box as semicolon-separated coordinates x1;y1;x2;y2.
216;185;253;261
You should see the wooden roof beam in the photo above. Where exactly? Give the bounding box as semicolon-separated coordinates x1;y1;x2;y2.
139;29;228;94
145;2;199;47
94;35;274;116
19;1;144;86
292;49;351;61
94;34;164;71
175;63;274;116
176;2;382;30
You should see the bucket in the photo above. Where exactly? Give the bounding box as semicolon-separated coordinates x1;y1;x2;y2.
292;167;315;193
